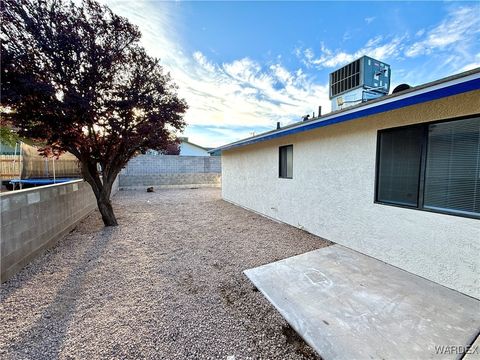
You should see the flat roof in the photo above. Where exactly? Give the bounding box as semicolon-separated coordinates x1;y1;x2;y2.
211;68;480;153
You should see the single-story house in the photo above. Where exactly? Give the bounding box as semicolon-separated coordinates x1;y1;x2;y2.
179;137;211;156
214;68;480;299
145;137;212;156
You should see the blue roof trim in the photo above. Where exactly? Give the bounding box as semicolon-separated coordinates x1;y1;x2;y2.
219;77;480;152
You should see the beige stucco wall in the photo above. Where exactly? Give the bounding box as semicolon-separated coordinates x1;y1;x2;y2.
222;90;480;298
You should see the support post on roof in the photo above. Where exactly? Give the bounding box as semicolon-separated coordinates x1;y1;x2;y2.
318;106;322;117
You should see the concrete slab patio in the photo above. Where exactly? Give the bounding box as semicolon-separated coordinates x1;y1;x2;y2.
245;245;480;360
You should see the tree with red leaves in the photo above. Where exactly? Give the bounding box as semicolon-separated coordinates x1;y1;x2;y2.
161;142;181;156
1;0;187;226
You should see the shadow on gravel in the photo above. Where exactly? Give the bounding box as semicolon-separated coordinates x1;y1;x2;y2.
5;227;116;359
0;212;103;304
0;227;79;304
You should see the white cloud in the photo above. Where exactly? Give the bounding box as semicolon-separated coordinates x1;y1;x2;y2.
299;35;405;69
296;4;480;76
98;1;479;147
343;31;352;41
100;0;330;147
458;53;480;72
192;51;216;72
405;6;480;57
415;29;425;38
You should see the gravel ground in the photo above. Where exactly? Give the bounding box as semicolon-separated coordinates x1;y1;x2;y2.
0;188;330;360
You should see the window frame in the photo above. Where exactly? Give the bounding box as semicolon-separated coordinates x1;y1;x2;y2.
374;114;480;220
279;144;293;179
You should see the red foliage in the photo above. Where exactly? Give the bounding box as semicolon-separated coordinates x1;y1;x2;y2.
162;141;181;155
1;0;188;225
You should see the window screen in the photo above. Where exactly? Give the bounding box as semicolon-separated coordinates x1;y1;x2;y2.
423;118;480;216
377;126;424;206
279;145;293;179
375;115;480;219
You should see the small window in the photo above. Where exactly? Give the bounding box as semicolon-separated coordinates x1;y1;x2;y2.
279;145;293;179
375;115;480;219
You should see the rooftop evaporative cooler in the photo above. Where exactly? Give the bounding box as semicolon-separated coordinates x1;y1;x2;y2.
329;55;391;111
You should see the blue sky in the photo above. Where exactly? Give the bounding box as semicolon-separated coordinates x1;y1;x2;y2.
103;1;480;147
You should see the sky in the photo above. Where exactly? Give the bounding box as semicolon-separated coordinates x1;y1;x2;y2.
101;0;480;148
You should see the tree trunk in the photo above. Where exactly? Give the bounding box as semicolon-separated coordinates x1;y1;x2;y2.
96;194;118;226
80;160;119;227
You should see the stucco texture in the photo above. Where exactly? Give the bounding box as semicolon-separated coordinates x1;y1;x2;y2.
222;90;480;298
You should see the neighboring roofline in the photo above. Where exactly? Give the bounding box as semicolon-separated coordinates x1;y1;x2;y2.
210;68;480;153
181;139;209;151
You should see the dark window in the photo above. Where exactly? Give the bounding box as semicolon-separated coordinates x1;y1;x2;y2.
376;116;480;219
377;126;424;206
279;145;293;179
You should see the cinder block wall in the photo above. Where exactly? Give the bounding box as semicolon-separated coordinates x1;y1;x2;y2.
119;155;221;188
1;180;100;282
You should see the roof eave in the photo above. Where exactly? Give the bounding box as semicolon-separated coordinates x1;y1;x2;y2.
211;68;480;153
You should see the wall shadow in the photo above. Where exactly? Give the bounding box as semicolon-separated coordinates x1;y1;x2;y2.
4;226;116;359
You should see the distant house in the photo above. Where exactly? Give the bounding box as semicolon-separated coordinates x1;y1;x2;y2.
212;68;480;299
145;137;212;156
179;137;210;156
